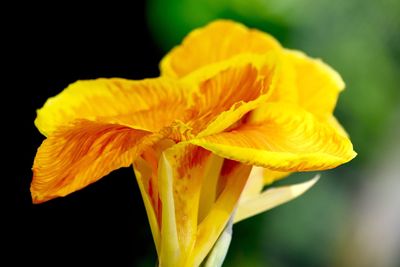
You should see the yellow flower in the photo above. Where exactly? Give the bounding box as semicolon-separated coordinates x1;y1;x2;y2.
31;20;356;266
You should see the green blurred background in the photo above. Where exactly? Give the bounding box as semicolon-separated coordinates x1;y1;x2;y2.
146;0;400;266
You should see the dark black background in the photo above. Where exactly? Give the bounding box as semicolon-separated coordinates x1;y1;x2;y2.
11;2;162;266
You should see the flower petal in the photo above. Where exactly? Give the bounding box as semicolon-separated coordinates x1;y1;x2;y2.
187;61;272;136
190;103;356;172
239;166;265;203
198;154;224;223
158;150;181;266
31;120;163;203
327;114;349;137
203;213;234;267
133;139;180;258
234;175;320;223
160;144;212;265
133;157;161;255
160;19;281;78
263;169;291;186
240;167;291;205
284;49;345;118
35;77;190;136
281;50;347;139
190;161;252;266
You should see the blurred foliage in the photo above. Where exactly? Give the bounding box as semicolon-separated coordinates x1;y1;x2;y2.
147;0;290;51
147;0;400;266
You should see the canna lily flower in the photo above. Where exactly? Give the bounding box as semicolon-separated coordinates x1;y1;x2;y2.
31;20;356;267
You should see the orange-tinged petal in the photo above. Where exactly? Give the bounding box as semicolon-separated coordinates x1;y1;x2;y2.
31;120;163;203
133;139;176;257
133;157;161;255
160;144;212;265
158;151;181;266
187;62;269;136
190;103;356;172
235;175;319;223
35;77;190;136
160;19;281;78
284;49;345;118
190;161;252;266
182;54;281;137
